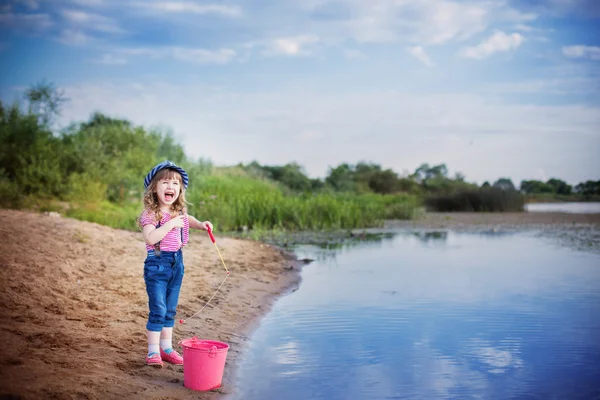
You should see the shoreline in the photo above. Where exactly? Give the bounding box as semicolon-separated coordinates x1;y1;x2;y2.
0;209;304;400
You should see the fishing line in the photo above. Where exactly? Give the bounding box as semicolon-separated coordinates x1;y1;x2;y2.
179;226;230;324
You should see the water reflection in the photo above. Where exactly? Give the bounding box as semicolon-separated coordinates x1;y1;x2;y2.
412;230;448;243
232;231;600;400
525;202;600;214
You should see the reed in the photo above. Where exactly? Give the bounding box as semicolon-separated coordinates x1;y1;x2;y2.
185;174;418;231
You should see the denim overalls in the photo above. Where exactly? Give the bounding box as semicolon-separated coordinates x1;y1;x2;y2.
143;220;185;332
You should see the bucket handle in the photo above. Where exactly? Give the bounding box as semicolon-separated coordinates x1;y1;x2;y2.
178;338;219;358
178;336;198;346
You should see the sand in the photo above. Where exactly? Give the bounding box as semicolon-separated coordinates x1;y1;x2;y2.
0;209;302;400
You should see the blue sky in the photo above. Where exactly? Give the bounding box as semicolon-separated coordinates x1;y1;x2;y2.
1;0;599;185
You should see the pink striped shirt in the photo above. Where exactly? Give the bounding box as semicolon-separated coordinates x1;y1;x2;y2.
140;209;189;252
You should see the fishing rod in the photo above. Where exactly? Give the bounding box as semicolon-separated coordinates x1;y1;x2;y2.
179;226;230;324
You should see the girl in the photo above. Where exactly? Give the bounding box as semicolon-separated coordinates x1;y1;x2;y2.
138;160;213;368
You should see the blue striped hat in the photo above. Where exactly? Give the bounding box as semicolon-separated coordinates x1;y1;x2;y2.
144;160;189;190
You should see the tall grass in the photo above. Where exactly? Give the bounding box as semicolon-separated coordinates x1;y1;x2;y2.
185;173;418;231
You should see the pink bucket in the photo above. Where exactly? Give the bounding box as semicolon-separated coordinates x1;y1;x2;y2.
179;336;230;391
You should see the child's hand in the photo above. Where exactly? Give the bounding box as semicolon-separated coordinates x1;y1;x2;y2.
203;221;213;231
168;215;185;229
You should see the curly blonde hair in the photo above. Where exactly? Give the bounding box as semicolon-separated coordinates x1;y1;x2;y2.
138;168;188;227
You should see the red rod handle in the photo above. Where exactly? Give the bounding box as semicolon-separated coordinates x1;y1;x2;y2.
207;226;216;243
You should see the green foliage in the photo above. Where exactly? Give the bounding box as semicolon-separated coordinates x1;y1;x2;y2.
574;180;600;196
520;178;572;195
424;187;524;212
0;101;68;199
492;178;516;191
241;161;317;192
66;201;142;231
25;79;68;128
0;171;21;208
412;163;448;183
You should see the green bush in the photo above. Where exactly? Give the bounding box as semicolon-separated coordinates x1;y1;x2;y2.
424;188;524;212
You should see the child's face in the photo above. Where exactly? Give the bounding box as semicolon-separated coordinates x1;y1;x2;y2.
155;175;181;208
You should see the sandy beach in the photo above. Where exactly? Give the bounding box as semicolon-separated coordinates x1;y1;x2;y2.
0;209;302;400
1;208;599;400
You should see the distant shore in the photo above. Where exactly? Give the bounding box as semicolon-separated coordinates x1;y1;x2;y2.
384;211;600;253
386;211;600;229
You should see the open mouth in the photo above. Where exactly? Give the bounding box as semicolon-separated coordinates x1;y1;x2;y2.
165;192;175;201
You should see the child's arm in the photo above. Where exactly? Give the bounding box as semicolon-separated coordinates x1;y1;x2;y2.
188;215;213;231
143;216;185;245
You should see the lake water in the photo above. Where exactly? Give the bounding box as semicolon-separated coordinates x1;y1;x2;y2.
525;202;600;214
231;231;600;400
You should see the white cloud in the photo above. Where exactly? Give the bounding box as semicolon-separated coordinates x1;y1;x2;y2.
483;76;600;95
460;31;524;59
409;1;488;45
304;0;535;46
343;49;365;59
408;46;434;67
92;53;127;65
118;46;236;64
267;35;320;56
61;9;124;33
70;0;105;5
135;2;242;17
172;47;236;63
0;12;52;30
514;24;533;32
562;45;600;61
58;29;89;45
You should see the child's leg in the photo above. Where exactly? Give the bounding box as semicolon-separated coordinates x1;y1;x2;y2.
144;258;169;363
159;254;185;364
147;330;161;355
160;326;174;353
164;255;185;332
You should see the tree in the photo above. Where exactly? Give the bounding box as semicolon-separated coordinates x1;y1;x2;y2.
520;180;553;194
493;178;515;191
24;79;69;128
367;169;399;194
412;163;448;183
454;172;465;182
574;180;600;196
325;163;356;192
546;178;572;195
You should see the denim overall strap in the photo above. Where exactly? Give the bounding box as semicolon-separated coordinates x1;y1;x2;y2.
153;220;162;256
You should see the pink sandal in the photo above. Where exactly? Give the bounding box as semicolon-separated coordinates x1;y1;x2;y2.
160;348;184;365
146;352;164;368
